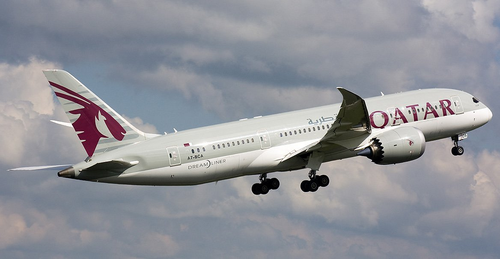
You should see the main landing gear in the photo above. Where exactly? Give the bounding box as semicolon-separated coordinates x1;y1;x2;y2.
451;134;466;156
252;173;280;195
300;170;329;192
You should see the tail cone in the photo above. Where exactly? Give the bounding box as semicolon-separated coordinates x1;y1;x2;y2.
58;167;75;178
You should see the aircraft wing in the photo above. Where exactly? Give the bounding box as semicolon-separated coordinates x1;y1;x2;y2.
318;87;371;145
281;87;371;162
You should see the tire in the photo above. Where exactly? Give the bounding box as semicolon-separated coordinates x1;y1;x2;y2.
451;146;458;156
260;183;269;195
252;183;261;195
268;178;280;190
309;181;319;192
317;175;330;187
300;180;310;192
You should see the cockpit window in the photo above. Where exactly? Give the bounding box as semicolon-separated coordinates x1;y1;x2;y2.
472;97;480;103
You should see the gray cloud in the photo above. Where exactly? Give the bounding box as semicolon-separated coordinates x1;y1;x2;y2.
0;0;499;258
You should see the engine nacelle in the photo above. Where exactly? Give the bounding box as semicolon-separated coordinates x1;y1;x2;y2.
358;127;426;165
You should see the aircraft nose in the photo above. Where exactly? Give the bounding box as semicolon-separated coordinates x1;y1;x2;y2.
484;107;493;122
477;106;493;126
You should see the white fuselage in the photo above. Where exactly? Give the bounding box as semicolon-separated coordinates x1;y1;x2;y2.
71;88;492;185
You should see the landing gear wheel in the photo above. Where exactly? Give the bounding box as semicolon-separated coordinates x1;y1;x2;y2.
317;175;330;187
260;183;269;195
252;174;279;195
452;146;464;156
267;178;280;190
252;183;269;195
309;180;319;192
451;135;465;156
301;180;310;192
300;180;320;192
252;183;262;195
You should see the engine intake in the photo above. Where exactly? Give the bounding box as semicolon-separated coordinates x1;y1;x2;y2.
358;127;426;165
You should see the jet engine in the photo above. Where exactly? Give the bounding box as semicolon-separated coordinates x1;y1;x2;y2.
358;127;426;165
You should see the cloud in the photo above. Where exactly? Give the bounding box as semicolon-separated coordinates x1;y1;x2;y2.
423;0;500;43
0;58;85;166
0;0;499;258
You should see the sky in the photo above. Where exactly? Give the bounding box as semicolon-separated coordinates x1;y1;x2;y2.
1;0;500;258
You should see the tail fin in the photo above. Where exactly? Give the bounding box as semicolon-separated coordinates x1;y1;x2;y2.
43;69;156;158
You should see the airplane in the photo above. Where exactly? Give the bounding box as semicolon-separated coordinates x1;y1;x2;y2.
11;70;493;195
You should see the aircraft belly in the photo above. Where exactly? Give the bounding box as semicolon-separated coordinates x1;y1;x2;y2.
91;155;244;185
413;111;478;141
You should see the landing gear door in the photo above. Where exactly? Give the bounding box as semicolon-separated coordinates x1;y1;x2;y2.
167;146;181;166
451;96;464;114
257;131;271;149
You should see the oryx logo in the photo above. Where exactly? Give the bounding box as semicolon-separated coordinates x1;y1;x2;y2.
49;81;126;157
408;139;414;146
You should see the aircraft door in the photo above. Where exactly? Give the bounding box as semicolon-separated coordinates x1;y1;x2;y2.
166;146;181;166
257;131;271;149
451;96;464;114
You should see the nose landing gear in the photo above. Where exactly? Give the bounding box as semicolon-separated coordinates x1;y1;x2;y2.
451;134;466;156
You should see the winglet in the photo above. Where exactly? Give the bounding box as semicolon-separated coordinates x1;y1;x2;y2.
316;88;371;146
335;87;371;133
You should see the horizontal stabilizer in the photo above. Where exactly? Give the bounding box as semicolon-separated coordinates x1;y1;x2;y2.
84;160;139;171
8;164;73;171
50;120;72;127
